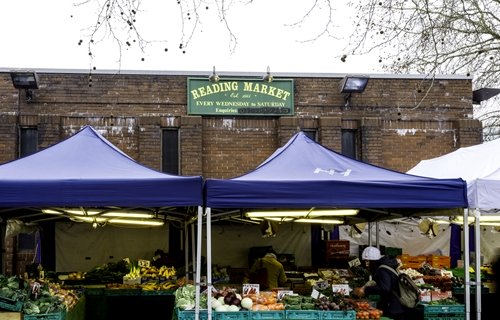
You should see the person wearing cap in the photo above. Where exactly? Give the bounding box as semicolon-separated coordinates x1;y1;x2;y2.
246;252;287;290
354;246;418;320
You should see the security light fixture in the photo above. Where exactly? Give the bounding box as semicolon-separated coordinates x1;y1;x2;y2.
10;70;39;103
339;75;369;107
263;66;273;82
472;88;500;104
209;66;220;83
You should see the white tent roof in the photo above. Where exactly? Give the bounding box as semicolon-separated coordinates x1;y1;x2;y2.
407;138;500;210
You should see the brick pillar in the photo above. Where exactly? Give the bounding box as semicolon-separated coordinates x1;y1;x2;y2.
0;115;18;163
319;117;342;152
361;117;382;166
278;117;299;145
138;117;162;170
455;119;483;147
180;116;203;176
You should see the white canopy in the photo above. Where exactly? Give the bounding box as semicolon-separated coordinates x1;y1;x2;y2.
407;138;500;210
407;138;500;320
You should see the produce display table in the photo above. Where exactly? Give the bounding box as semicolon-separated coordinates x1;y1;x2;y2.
84;287;175;320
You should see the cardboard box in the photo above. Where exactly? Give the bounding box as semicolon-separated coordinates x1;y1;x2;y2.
0;313;22;320
431;290;452;301
427;255;451;269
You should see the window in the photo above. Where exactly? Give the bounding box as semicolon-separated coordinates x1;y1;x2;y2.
19;127;38;158
341;129;358;159
162;129;179;174
302;129;317;141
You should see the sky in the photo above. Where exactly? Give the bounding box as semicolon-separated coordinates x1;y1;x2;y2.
0;0;382;74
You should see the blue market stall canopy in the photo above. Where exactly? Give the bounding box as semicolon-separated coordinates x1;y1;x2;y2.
0;126;203;207
205;132;468;209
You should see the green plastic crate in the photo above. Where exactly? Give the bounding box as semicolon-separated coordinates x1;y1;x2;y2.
419;304;465;315
176;308;209;320
213;311;250;320
23;311;65;320
319;310;356;320
285;310;319;320
248;311;285;319
0;296;24;311
424;317;464;320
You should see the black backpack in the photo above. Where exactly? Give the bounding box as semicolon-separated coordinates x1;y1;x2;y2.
378;264;420;308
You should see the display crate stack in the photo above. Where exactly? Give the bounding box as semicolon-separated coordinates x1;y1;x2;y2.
176;309;357;320
418;304;465;320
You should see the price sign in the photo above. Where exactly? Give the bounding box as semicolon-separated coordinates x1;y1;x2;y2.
242;284;259;296
277;290;294;300
332;284;351;296
138;259;150;268
348;258;361;268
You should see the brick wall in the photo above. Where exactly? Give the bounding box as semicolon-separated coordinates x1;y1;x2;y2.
0;70;481;176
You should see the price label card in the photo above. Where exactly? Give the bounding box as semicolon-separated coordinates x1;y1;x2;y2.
277;290;294;300
311;288;326;299
332;284;351;296
314;280;330;291
349;258;361;268
138;259;150;268
242;284;259;296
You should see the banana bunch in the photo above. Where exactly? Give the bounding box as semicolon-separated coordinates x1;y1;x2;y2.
158;266;177;279
124;265;141;280
139;265;177;279
141;281;178;291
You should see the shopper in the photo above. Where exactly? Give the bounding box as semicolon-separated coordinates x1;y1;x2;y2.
493;248;500;300
354;246;419;320
246;252;287;290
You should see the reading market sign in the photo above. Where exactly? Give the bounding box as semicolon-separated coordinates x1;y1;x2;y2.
187;78;294;116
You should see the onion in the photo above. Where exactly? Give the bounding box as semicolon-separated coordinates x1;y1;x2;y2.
224;292;236;305
240;297;253;310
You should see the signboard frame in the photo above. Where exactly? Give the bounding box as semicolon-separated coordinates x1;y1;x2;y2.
187;78;294;116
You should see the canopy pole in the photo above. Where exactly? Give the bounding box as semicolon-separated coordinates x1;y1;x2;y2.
206;208;213;320
191;223;196;281
464;208;470;320
184;222;189;281
375;221;380;248
194;206;203;320
367;223;372;246
474;209;481;320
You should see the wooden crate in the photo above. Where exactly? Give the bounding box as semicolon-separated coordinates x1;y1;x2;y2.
426;255;451;269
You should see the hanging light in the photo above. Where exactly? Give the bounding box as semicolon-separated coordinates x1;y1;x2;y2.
246;209;358;218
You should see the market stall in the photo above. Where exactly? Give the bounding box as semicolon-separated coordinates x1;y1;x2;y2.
199;132;469;320
408;137;500;320
0;126;204;319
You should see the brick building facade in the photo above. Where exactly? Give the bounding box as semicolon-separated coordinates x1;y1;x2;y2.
0;68;483;274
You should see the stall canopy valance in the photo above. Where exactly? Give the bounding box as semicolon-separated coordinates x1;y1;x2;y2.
0;126;203;207
205;132;468;209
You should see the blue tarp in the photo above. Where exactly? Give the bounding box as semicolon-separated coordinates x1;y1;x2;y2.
205;132;468;209
0;126;203;207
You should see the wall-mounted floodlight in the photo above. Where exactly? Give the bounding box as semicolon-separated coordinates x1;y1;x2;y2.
209;66;220;83
263;66;273;82
10;70;39;103
339;75;369;107
472;88;500;104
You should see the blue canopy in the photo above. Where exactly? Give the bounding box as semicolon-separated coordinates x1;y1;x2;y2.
0;126;203;207
205;132;468;209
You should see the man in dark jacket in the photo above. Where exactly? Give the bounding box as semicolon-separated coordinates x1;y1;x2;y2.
354;247;419;320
